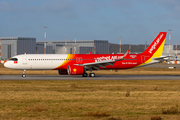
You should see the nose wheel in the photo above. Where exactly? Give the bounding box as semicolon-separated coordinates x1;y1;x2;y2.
22;74;26;77
22;70;26;77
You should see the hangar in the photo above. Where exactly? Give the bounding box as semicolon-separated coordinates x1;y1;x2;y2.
0;37;109;60
36;40;109;54
0;37;36;60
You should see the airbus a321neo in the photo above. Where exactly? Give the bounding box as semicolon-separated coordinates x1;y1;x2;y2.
4;32;167;77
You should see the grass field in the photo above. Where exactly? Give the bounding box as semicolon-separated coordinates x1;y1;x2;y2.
0;80;180;120
1;64;180;119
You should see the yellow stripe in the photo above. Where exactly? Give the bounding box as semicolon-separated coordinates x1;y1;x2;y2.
55;54;76;69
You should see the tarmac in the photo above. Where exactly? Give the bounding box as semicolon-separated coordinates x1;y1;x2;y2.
146;64;180;68
0;75;180;80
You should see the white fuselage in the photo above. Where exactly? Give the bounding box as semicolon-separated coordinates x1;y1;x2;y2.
4;54;68;70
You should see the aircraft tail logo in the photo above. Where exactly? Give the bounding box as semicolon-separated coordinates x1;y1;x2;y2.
142;32;167;57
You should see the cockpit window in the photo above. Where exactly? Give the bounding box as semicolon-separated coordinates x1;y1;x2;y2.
10;58;18;61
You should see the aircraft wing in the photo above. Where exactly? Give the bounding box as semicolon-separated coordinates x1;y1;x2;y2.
82;60;115;70
79;49;130;70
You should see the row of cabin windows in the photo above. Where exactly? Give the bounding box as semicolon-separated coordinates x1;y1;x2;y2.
124;59;137;60
28;59;97;61
28;59;75;61
28;59;138;61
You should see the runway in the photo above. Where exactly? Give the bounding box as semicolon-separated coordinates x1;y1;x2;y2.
0;75;180;80
147;64;180;68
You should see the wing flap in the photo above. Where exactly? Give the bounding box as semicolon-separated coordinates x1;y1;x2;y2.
83;60;115;66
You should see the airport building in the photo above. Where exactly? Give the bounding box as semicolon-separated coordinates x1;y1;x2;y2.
163;45;174;55
163;44;180;59
0;37;36;60
0;37;109;60
36;40;109;54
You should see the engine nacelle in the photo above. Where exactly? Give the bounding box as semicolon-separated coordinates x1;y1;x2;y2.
68;65;84;75
58;70;68;75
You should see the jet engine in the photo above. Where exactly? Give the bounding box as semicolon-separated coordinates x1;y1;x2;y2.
58;70;68;75
68;65;84;75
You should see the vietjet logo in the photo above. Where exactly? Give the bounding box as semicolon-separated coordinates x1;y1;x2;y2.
148;34;163;54
73;68;77;72
72;68;77;74
14;61;18;64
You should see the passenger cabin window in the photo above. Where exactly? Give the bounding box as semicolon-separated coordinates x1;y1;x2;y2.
10;58;18;61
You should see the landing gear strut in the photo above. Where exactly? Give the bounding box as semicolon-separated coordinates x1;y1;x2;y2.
22;70;26;77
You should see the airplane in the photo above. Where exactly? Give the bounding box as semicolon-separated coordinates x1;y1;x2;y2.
4;32;167;77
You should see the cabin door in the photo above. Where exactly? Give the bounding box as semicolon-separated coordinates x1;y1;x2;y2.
22;56;27;64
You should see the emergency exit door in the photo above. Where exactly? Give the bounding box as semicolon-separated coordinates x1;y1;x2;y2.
22;56;27;64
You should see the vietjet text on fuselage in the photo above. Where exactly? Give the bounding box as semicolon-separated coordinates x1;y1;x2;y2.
4;32;167;77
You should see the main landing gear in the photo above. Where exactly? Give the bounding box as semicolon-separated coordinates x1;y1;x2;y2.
22;70;26;77
82;72;95;77
89;73;95;77
82;73;88;77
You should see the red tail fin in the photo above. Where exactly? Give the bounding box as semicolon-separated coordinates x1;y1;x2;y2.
141;32;167;56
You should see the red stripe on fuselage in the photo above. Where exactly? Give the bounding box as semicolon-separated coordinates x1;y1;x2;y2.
54;32;166;70
54;54;143;70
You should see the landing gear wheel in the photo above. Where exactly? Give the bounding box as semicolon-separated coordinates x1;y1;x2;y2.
22;74;26;77
89;73;95;77
82;73;88;77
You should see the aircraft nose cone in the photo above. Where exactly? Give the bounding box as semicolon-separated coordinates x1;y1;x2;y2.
4;62;8;68
4;62;10;68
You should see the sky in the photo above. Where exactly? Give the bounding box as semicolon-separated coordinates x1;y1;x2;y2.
0;0;180;45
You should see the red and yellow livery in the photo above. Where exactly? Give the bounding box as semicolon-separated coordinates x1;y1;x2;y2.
4;32;167;77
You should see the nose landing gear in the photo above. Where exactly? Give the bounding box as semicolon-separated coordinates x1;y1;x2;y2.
22;70;26;77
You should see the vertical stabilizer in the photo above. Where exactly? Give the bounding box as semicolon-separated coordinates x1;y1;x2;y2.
141;32;167;58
